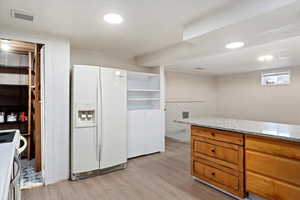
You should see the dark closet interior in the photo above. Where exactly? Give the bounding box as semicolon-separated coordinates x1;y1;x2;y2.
0;39;42;173
0;85;28;133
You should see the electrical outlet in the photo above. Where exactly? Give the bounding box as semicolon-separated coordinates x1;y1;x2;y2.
182;111;189;119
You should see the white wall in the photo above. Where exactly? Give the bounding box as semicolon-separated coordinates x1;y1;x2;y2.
165;66;300;142
71;48;152;73
0;26;70;185
216;67;300;125
165;71;217;142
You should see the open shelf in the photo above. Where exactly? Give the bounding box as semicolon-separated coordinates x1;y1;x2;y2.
127;71;160;78
128;101;160;110
0;121;28;133
0;65;28;74
127;89;160;92
0;84;28;87
128;72;160;91
0;73;28;86
0;121;27;125
127;71;161;110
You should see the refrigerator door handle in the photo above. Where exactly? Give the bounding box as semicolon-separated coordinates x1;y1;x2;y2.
98;144;101;161
96;119;99;161
96;144;100;161
96;145;101;162
97;69;102;163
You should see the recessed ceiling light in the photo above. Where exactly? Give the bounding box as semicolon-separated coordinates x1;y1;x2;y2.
1;43;10;51
104;13;123;24
258;54;274;62
225;42;245;49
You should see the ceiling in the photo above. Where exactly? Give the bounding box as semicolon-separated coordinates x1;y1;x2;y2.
136;0;300;75
0;0;234;58
165;37;300;75
1;0;300;75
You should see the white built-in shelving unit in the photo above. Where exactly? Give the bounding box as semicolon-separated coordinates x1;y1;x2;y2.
127;71;164;158
127;72;160;110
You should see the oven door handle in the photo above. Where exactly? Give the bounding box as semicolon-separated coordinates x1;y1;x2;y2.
10;157;21;185
18;135;27;155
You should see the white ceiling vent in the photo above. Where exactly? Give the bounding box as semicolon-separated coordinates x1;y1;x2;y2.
11;9;34;22
278;50;289;60
195;67;204;71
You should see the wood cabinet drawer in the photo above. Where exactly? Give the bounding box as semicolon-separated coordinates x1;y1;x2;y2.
191;126;244;146
246;135;300;160
247;171;300;200
246;150;300;187
192;159;244;198
194;160;238;190
193;137;239;165
192;136;244;172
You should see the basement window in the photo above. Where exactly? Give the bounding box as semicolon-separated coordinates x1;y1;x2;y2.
261;70;290;86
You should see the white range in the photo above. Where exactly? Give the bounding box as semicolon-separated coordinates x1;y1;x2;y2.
0;130;26;200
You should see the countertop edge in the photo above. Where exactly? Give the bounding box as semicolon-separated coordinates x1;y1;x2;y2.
174;119;300;143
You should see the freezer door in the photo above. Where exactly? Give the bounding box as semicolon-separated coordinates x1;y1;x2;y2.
100;68;127;169
71;65;100;173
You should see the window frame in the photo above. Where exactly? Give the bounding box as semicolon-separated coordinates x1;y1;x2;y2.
261;70;290;86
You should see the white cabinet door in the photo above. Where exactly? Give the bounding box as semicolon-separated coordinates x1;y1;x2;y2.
128;110;146;158
128;109;163;158
72;66;100;173
144;110;163;154
100;68;127;169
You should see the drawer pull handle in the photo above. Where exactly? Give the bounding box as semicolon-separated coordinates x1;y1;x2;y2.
211;172;215;176
211;149;216;153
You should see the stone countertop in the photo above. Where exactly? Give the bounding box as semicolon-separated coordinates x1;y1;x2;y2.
0;130;20;200
175;117;300;142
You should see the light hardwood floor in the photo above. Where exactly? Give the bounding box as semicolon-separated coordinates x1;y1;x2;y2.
22;138;234;200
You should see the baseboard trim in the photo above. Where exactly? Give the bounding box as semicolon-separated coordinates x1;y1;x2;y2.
192;176;249;200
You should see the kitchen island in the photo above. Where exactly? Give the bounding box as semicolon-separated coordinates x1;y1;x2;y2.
176;117;300;200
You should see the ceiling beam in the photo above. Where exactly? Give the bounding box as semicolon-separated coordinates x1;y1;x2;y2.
183;0;297;41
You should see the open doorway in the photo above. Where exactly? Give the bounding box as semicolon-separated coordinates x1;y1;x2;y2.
0;39;43;188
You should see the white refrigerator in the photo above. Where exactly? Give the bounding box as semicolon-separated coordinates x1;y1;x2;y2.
71;65;127;179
